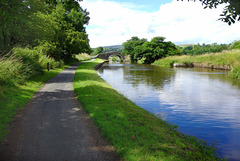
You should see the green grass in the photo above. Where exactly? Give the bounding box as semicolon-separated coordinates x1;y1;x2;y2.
0;46;92;142
73;59;224;160
153;49;240;79
0;66;69;141
0;47;63;85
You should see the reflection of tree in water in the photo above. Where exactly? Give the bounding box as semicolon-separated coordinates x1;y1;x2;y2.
122;64;176;90
98;63;129;73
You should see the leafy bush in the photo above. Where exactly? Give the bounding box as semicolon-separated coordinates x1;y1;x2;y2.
35;45;64;69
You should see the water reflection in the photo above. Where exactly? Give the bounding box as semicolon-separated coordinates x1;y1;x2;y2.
98;63;240;161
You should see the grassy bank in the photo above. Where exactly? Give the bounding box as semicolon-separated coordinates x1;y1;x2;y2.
0;66;68;141
0;47;91;142
73;59;223;160
152;49;240;79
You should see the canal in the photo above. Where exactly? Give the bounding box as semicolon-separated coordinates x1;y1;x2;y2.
98;62;240;161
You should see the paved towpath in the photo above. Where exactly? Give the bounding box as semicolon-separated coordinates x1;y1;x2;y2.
0;63;119;161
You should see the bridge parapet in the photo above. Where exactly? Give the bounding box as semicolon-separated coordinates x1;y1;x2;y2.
96;52;124;61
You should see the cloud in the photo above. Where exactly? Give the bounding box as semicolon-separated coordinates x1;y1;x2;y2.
81;0;240;48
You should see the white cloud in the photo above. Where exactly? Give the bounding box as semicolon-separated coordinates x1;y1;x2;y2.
81;0;240;48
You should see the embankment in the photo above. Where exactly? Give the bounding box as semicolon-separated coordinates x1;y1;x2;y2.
73;59;222;160
153;49;240;79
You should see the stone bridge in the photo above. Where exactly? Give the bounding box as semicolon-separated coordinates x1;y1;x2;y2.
96;52;124;61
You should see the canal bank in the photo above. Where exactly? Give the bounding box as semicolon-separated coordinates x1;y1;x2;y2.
73;59;223;160
152;49;240;79
98;61;240;161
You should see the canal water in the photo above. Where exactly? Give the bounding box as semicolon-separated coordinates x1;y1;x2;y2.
98;62;240;161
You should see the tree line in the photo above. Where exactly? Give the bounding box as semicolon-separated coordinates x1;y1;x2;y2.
0;0;91;62
122;36;240;64
180;40;240;55
180;43;229;55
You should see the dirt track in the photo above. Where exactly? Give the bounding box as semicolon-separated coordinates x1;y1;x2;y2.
0;63;119;161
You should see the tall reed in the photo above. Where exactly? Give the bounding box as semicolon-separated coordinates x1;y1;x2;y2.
0;47;63;86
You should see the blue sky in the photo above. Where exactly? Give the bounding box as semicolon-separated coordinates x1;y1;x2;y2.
81;0;240;48
105;0;173;12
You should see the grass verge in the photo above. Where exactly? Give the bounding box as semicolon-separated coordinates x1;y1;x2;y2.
0;46;92;142
73;59;224;160
0;65;69;142
152;50;240;79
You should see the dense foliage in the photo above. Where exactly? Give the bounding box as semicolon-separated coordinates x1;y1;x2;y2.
0;0;91;62
92;47;104;55
122;36;180;64
179;0;240;25
230;40;240;50
180;43;229;55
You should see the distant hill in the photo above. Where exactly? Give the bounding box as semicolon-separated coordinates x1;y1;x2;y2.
101;45;122;53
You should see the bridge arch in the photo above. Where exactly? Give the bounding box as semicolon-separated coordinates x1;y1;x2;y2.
96;52;124;61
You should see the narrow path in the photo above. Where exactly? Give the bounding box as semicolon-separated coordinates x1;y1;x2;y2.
0;63;118;161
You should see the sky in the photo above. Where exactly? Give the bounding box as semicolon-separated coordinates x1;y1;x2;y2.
81;0;240;48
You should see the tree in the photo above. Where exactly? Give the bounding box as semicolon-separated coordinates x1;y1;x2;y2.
122;36;179;64
93;47;104;55
32;4;91;61
178;0;240;25
0;0;29;51
140;37;179;64
122;36;147;61
0;0;91;62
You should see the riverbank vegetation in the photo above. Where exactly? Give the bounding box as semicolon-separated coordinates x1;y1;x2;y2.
153;49;240;79
121;36;240;65
73;59;224;160
121;36;240;80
